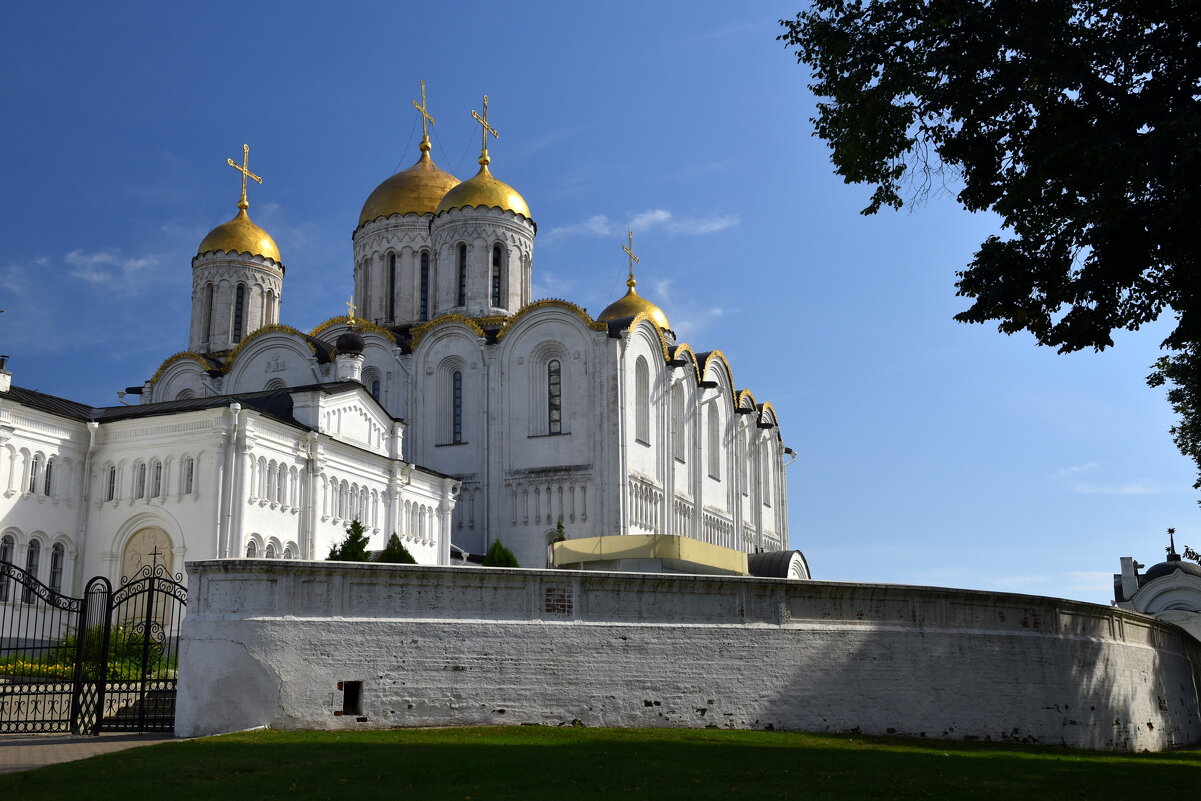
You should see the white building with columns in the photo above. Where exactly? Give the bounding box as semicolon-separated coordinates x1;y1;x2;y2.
0;91;801;595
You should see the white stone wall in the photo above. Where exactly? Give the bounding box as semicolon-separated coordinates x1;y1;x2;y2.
177;561;1201;751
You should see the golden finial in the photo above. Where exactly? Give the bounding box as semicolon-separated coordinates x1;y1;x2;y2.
226;144;262;211
622;230;640;289
346;296;357;325
412;79;435;153
471;94;499;166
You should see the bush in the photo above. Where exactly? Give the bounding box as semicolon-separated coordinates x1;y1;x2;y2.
328;519;372;561
377;534;416;564
482;539;519;567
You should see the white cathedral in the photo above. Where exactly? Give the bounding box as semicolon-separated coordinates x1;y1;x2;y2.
0;91;803;597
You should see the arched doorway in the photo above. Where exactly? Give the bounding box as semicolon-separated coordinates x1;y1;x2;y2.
121;526;174;582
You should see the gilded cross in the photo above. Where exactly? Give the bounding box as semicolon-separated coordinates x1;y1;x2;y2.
622;230;640;287
226;143;263;209
346;296;357;324
471;94;500;153
412;80;435;140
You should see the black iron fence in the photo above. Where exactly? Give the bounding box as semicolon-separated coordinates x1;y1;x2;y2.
0;561;186;735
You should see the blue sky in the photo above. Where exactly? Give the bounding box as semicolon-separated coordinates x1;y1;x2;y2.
1;2;1193;603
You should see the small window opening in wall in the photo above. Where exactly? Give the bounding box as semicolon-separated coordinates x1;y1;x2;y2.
337;680;364;716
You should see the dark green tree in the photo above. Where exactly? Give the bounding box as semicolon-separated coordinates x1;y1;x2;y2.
327;519;372;562
780;2;1201;482
482;539;519;567
377;533;417;564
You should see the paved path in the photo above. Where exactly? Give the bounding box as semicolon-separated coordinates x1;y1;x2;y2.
0;732;176;774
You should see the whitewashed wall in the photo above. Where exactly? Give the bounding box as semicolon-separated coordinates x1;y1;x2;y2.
176;561;1201;751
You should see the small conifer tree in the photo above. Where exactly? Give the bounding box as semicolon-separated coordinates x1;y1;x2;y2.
327;519;372;561
376;533;417;564
482;538;519;567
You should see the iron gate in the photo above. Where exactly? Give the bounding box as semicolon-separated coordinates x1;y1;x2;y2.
0;561;187;735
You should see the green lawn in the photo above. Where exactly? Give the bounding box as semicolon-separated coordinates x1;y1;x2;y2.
3;726;1199;800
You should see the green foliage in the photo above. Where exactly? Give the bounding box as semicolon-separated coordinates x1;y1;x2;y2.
1148;350;1201;492
0;624;171;681
328;519;372;562
781;1;1201;482
377;533;417;564
553;519;566;543
482;539;519;567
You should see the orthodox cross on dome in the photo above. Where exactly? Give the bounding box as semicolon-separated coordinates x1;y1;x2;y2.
622;230;640;288
412;79;435;144
471;94;499;164
226;143;263;211
346;296;358;325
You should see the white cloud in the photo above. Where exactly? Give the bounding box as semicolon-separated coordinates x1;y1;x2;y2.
1067;480;1177;496
541;208;739;244
65;249;158;285
1051;462;1100;480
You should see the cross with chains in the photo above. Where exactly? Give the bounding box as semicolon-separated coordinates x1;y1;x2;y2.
472;94;499;153
412;80;435;139
622;230;640;286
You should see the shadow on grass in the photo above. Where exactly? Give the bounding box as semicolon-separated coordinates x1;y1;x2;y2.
1;727;1199;801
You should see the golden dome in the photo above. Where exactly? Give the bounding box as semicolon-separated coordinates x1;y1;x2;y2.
196;206;281;264
597;278;671;330
436;151;530;220
358;137;460;225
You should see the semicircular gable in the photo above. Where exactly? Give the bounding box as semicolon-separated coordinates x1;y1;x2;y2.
309;315;395;340
150;352;215;385
627;314;671;363
496;299;605;342
669;343;702;384
735;389;758;412
223;325;315;372
410;314;486;349
224;331;322;392
152;354;213;401
698;350;736;395
757;401;779;429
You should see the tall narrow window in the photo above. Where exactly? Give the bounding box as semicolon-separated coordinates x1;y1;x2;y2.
49;543;64;593
452;370;463;443
23;541;40;602
43;459;53;496
0;535;14;602
135;463;146;499
370;379;381;400
233;284;246;342
266;289;276;324
27;456;40;494
707;404;721;480
151;461;163;497
183;458;194;494
491;245;503;306
203;283;214;340
634;357;650;445
456;243;467;306
245;540;257;558
283;544;295;559
265;543;277;559
761;446;771;506
419;252;430;320
548;360;562;434
388;253;397;320
106;466;117;501
672;383;685;462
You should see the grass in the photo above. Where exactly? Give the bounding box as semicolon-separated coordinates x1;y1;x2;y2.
2;726;1198;800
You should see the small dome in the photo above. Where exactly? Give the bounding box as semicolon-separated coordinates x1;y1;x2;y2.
436;157;530;220
1143;559;1201;583
335;331;365;356
197;207;281;264
359;139;460;225
597;281;670;330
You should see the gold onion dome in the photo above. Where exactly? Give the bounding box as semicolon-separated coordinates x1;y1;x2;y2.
435;151;530;220
359;137;460;225
196;204;281;264
597;277;671;330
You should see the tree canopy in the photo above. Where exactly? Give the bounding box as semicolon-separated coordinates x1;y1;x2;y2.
377;533;417;564
327;519;372;562
780;0;1201;480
